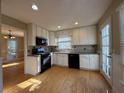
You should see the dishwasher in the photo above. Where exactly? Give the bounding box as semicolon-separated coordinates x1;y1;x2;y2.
68;54;80;69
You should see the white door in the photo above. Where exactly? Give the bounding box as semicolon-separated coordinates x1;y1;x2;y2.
101;23;112;78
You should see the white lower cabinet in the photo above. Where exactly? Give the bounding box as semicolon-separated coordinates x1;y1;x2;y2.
25;56;41;75
80;54;99;70
53;53;68;67
80;55;90;69
89;55;99;70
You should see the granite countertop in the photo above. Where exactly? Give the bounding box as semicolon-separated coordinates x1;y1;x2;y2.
53;52;98;54
27;55;41;57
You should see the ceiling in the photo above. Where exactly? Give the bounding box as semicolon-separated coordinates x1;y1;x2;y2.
2;0;112;31
1;24;24;37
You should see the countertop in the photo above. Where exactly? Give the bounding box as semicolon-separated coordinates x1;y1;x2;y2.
27;55;41;57
53;52;98;55
27;52;98;57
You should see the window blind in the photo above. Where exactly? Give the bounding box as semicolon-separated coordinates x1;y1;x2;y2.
57;36;71;50
119;7;124;65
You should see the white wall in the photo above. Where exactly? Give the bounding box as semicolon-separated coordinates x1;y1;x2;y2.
98;0;124;93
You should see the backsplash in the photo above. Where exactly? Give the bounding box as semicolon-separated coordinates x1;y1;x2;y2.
27;45;97;55
71;45;97;53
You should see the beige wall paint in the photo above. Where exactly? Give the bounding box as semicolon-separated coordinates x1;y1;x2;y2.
2;15;27;30
1;36;24;63
98;0;124;93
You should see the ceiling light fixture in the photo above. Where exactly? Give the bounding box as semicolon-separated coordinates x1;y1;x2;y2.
3;30;16;39
57;26;61;29
75;22;79;25
32;4;38;11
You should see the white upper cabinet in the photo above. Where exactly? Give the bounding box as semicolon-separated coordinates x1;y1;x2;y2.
36;26;42;37
36;25;48;39
79;28;89;45
72;26;97;45
27;23;49;46
49;31;57;46
72;29;80;45
87;26;97;45
27;23;36;46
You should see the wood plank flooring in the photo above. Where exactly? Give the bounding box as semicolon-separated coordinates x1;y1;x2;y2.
3;62;112;93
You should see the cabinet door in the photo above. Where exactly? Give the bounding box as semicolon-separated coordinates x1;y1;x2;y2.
27;24;36;46
72;29;80;45
58;54;63;66
87;26;97;45
42;29;47;38
62;54;68;67
37;56;41;73
36;26;42;37
26;57;38;75
80;55;90;69
79;28;88;45
53;54;57;65
49;32;57;46
89;55;99;70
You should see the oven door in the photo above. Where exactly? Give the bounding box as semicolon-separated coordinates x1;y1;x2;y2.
41;53;51;72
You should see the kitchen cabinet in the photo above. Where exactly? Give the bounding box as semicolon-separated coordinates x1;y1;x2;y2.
80;55;90;69
36;26;42;37
72;29;80;45
25;56;41;75
72;26;97;45
27;23;36;46
49;32;57;46
27;24;49;46
80;54;99;70
53;53;68;67
79;28;89;45
87;26;97;45
36;25;48;39
89;54;99;70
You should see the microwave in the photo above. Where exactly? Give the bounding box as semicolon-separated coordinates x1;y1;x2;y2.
36;37;48;46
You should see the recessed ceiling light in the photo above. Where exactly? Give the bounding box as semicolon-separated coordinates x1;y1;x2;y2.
75;22;78;25
57;26;61;29
32;4;38;11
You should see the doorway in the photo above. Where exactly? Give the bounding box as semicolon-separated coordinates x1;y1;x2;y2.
101;22;112;79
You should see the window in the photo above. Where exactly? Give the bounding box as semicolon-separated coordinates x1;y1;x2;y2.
7;40;17;61
119;4;124;82
101;24;111;78
57;37;71;50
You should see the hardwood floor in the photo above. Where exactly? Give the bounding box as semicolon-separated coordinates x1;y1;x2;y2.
3;62;112;93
